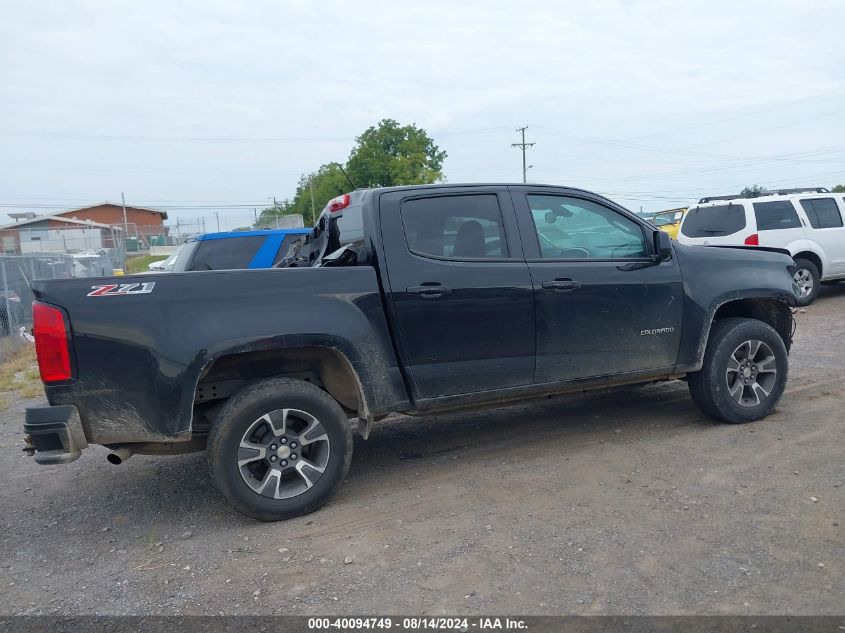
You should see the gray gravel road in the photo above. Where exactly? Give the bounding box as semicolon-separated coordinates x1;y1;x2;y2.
1;285;843;615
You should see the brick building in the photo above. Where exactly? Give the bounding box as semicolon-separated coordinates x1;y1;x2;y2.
55;202;168;245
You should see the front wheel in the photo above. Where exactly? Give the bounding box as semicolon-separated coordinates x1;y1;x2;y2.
688;318;788;424
208;377;353;521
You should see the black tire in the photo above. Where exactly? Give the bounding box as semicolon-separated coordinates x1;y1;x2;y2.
792;258;820;306
688;318;788;424
208;377;353;521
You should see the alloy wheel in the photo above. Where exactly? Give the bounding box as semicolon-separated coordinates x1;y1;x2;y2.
793;268;814;298
725;339;778;407
237;408;331;499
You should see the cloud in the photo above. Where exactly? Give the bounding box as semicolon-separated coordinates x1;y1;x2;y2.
1;0;844;223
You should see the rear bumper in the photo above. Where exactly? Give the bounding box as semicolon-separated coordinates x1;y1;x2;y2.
22;405;89;465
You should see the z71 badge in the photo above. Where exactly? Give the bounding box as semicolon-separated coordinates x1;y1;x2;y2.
87;282;156;297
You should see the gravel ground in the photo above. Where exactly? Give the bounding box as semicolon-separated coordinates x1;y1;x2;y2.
1;285;843;616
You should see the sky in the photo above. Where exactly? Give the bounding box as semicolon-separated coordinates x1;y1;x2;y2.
2;0;845;231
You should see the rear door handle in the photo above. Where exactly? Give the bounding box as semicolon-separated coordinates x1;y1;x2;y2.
541;278;581;291
406;283;452;298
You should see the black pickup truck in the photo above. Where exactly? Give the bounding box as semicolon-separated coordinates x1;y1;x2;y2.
23;184;797;520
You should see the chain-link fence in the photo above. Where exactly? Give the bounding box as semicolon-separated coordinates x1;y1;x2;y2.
1;224;126;268
254;214;305;230
0;252;117;359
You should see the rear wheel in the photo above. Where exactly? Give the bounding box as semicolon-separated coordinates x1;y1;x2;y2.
792;258;820;306
208;377;353;521
688;318;788;424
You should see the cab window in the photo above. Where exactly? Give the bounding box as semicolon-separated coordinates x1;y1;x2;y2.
527;195;647;259
401;195;508;259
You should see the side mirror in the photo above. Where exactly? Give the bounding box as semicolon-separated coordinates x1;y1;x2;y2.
653;229;672;261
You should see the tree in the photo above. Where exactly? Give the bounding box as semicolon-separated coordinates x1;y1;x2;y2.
258;164;351;227
831;184;845;193
263;120;447;228
346;119;446;188
740;185;768;198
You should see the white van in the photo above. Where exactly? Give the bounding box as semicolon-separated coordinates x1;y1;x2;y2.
677;188;845;305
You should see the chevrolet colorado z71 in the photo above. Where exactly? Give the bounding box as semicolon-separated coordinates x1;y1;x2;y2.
23;184;797;520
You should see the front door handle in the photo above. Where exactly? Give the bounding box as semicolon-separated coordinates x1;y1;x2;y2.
541;278;581;291
406;283;452;299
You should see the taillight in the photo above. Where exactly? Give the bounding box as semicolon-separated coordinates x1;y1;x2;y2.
32;301;72;383
744;233;759;246
328;193;351;213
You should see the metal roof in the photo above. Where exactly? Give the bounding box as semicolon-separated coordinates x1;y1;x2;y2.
0;215;124;231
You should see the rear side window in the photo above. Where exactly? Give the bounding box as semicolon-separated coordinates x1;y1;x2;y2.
334;206;364;248
680;204;745;238
753;201;802;231
187;236;266;271
273;234;305;265
401;194;508;259
800;198;844;229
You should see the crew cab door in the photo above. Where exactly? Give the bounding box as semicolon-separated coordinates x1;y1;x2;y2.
511;187;683;383
379;188;535;399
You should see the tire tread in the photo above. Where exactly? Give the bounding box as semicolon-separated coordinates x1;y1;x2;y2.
207;377;353;521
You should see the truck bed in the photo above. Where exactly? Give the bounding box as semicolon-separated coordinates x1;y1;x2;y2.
32;267;407;444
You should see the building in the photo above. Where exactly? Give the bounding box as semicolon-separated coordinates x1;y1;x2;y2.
54;202;168;246
0;215;123;255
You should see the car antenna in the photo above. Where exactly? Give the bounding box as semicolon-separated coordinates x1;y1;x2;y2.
331;162;357;190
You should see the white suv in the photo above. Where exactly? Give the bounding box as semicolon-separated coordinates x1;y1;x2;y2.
677;188;845;305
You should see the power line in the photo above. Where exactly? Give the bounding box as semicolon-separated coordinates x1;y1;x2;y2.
626;86;845;141
686;105;845;149
0;125;515;144
511;126;535;183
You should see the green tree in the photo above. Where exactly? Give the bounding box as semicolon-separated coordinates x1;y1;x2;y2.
258;164;351;226
346;119;446;188
831;184;845;193
263;120;447;227
740;185;768;198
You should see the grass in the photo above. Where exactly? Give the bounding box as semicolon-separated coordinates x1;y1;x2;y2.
140;531;159;549
125;254;168;274
0;345;43;400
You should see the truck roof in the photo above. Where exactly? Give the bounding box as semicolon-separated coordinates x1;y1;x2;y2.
190;228;310;242
363;182;599;194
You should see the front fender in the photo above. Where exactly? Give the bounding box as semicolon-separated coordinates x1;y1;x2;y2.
673;243;796;371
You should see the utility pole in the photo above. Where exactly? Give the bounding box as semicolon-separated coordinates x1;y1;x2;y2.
511;126;535;183
120;192;129;241
309;177;316;226
214;211;220;232
253;208;258;225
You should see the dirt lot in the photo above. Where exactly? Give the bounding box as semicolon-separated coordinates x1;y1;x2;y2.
1;287;843;616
